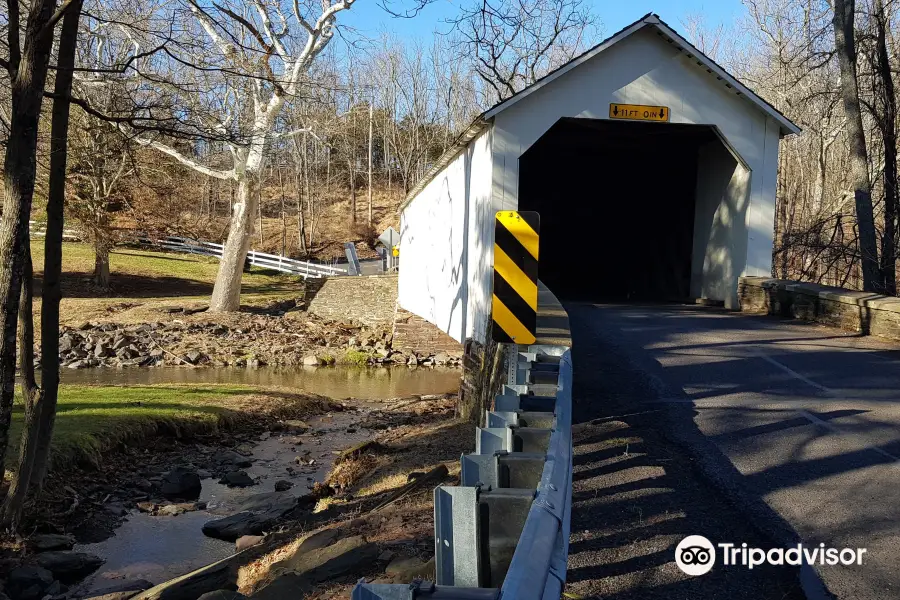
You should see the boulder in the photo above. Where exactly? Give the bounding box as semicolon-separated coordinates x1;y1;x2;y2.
273;480;293;492
201;492;298;541
255;536;379;600
212;450;252;469
27;533;75;552
6;565;54;600
31;551;103;583
219;471;254;488
302;355;319;366
160;467;201;500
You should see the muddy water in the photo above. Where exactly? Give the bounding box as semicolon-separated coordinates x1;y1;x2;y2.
59;366;461;399
74;408;374;593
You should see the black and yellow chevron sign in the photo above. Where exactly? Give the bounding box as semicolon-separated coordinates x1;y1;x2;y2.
492;210;540;345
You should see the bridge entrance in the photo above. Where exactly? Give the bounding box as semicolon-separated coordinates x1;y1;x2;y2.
518;118;745;303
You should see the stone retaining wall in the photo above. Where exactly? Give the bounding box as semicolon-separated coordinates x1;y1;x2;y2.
739;276;900;341
305;275;398;327
391;308;463;356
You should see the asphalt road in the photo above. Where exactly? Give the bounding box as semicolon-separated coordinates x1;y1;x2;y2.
566;303;900;600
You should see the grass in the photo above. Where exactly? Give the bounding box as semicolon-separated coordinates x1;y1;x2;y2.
30;241;301;326
341;349;371;367
6;384;325;472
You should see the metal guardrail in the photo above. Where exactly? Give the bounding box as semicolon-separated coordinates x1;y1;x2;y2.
352;342;573;600
139;235;348;279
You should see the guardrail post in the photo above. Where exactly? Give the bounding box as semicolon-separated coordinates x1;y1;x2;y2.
352;344;572;600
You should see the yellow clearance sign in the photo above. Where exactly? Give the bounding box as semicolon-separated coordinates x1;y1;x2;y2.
492;211;540;345
609;103;670;122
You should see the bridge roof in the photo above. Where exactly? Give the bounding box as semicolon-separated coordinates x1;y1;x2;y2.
482;13;801;136
401;13;800;210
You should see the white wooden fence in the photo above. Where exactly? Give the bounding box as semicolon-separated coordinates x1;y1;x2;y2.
141;235;348;279
29;221;348;279
29;221;81;241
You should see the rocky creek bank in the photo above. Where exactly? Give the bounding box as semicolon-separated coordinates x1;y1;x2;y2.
1;395;457;600
43;308;460;370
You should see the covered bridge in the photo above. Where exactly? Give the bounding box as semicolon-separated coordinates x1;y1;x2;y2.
397;13;800;346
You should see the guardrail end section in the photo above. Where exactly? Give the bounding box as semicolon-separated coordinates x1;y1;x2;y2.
434;486;481;587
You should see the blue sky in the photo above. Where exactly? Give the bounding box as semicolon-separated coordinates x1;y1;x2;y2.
341;0;748;43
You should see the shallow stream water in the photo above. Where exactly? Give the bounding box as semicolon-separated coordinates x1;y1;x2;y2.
67;366;459;593
58;365;461;400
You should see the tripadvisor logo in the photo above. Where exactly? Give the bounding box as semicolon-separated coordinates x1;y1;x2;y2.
675;536;867;576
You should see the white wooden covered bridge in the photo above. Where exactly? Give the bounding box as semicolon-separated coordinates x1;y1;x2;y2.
396;13;800;346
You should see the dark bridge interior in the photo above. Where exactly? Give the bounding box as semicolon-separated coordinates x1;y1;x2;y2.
518;118;719;302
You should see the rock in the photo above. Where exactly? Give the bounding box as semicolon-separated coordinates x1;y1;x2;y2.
201;492;299;541
255;535;379;600
160;467;201;500
219;471;254;488
434;352;450;365
111;336;131;351
104;502;128;516
183;350;205;365
58;335;74;353
281;420;310;433
385;556;436;582
406;355;418;366
30;551;103;583
132;479;154;493
67;360;88;369
149;348;164;358
302;355;319;366
212;450;252;469
196;592;247;600
234;535;264;552
27;534;75;552
93;343;112;358
273;480;293;492
136;501;156;513
131;554;238;600
7;565;53;600
43;580;64;596
378;550;395;562
81;580;154;600
157;504;186;517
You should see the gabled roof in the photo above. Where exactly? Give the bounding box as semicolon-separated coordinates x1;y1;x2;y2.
401;13;800;211
483;13;800;135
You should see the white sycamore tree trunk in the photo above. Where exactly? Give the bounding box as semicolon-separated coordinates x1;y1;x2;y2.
131;0;356;312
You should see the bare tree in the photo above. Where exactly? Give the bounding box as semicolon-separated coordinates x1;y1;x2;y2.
101;0;358;311
448;0;599;103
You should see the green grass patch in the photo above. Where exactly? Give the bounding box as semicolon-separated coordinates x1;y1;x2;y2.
7;384;316;472
31;241;297;292
341;349;371;367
